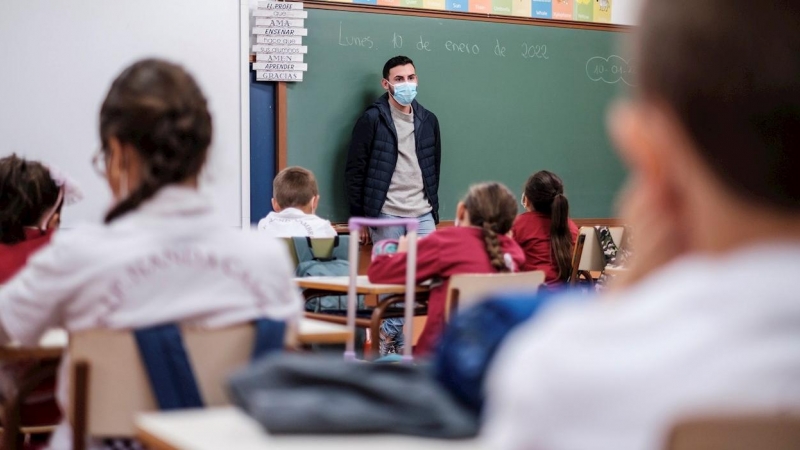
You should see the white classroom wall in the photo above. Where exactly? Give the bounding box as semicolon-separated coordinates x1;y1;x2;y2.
0;0;246;228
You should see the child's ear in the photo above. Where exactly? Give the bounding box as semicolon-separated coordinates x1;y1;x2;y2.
47;212;61;230
271;198;281;212
456;202;468;226
311;195;320;211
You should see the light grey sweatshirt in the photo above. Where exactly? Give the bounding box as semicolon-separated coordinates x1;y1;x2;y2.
381;105;432;217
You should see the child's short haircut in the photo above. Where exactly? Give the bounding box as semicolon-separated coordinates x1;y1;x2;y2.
0;155;59;244
273;166;319;209
637;1;800;211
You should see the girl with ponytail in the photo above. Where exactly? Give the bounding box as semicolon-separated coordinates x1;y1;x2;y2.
512;170;579;285
369;182;525;356
0;59;302;449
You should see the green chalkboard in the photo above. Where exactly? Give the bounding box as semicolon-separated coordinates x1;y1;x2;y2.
285;7;632;221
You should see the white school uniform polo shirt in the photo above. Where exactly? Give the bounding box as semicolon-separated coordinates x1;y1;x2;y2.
257;207;337;238
0;186;303;450
484;243;800;450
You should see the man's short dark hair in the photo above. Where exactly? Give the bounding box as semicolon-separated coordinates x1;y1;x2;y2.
636;0;800;211
383;56;415;79
273;166;319;209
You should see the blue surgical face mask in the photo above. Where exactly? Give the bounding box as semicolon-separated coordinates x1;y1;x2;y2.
389;81;417;106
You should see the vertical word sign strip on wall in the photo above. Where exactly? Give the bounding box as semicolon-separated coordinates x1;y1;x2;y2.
252;1;307;82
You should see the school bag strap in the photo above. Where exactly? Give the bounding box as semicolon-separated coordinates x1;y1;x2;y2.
305;235;340;261
134;320;287;410
252;318;286;360
133;323;204;410
292;236;346;263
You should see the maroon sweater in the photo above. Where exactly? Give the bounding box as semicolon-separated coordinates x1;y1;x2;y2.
0;228;54;284
368;226;524;356
511;212;578;285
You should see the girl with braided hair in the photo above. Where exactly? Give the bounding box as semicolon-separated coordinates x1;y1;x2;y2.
0;154;82;283
512;170;579;285
369;182;524;356
0;59;302;449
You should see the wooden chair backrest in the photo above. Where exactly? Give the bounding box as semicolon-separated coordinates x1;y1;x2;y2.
68;324;262;439
307;237;337;260
444;271;546;322
281;237;300;267
666;415;800;450
283;237;341;268
569;226;625;284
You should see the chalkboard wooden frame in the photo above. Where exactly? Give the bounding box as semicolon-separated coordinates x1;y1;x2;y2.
299;1;630;33
268;0;631;170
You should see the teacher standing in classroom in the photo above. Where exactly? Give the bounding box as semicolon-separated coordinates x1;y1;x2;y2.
345;55;442;245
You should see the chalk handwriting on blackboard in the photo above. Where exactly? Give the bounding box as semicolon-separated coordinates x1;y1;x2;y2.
338;22;374;49
392;33;403;49
494;40;507;57
521;43;549;60
329;24;556;62
586;55;635;86
445;40;480;55
417;35;432;51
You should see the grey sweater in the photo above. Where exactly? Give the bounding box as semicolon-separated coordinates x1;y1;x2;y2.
381;105;432;217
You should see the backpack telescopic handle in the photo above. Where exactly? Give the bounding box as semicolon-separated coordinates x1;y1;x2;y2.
346;217;419;362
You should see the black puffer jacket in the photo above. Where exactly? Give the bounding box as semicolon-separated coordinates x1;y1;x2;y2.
345;94;441;223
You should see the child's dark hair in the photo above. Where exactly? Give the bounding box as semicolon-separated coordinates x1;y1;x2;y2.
462;182;518;273
0;155;59;244
525;170;573;281
636;0;800;210
100;58;212;223
273;166;319;209
383;56;415;79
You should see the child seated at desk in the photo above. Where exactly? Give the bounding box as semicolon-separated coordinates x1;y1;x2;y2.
368;182;524;356
512;170;578;286
0;155;82;283
0;59;303;450
485;1;800;449
257;166;337;238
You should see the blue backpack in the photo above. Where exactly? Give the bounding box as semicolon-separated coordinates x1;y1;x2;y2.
433;289;585;414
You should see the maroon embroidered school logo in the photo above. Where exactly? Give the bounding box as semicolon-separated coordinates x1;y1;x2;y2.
97;247;272;325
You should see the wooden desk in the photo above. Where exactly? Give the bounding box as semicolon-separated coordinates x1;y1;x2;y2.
137;407;482;450
0;329;67;361
603;266;629;277
295;276;430;358
296;319;351;345
295;275;428;296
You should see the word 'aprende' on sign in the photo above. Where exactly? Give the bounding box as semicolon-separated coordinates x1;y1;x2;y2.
256;70;304;81
252;62;309;71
